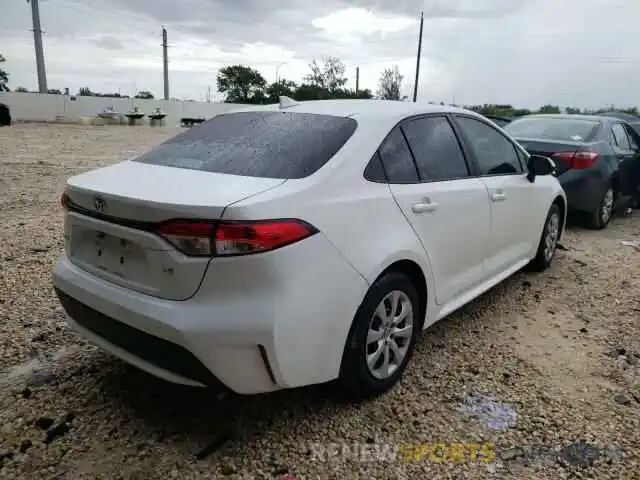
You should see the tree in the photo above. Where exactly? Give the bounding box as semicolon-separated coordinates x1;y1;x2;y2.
293;84;330;101
134;90;154;99
78;87;93;96
266;79;297;103
537;104;561;114
377;65;403;100
305;56;348;93
15;86;29;93
217;65;267;103
621;106;639;116
0;53;9;92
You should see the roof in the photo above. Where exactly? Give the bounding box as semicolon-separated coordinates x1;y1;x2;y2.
513;113;620;123
598;111;640;122
238;99;478;122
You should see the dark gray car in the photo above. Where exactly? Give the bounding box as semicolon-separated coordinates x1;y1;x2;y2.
505;114;640;229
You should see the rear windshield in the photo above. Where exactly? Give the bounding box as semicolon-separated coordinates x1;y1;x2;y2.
504;117;600;142
133;111;358;179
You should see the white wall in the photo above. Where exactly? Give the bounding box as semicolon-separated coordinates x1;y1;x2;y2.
0;92;249;124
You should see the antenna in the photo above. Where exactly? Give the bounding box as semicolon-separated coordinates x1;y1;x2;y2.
279;96;299;109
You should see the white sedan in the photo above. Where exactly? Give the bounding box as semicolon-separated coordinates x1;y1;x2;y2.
52;99;566;399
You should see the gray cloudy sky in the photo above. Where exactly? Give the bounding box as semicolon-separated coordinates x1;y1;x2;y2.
2;0;639;108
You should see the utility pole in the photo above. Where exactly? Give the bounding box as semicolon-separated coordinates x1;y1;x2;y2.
275;62;285;83
355;67;360;94
412;11;424;103
27;0;48;93
162;26;169;100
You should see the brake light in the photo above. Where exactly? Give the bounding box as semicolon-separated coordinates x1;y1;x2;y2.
214;220;317;256
552;150;598;169
156;219;317;257
61;192;70;210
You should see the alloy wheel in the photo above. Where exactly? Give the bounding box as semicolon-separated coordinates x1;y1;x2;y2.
365;290;414;380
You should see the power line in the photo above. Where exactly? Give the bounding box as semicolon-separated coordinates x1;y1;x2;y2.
45;0;160;36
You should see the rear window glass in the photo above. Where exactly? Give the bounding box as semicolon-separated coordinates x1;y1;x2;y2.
133;111;358;179
505;118;599;142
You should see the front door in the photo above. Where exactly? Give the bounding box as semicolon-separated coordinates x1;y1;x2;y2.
612;122;640;200
452;115;541;278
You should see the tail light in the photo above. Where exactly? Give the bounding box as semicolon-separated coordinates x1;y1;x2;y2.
552;150;598;169
61;192;70;210
157;219;318;257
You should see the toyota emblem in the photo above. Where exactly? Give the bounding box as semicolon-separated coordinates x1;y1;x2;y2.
94;196;107;213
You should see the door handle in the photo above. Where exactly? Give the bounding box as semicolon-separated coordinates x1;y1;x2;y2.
412;199;439;213
491;191;506;202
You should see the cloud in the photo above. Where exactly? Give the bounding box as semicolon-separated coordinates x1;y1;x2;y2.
91;36;125;51
1;0;639;109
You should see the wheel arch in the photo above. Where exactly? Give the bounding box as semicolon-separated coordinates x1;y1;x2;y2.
373;259;428;330
338;255;431;380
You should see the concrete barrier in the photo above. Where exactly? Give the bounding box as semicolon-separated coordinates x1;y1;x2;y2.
0;92;250;125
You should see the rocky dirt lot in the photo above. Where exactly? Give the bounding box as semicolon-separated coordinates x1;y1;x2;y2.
0;123;639;480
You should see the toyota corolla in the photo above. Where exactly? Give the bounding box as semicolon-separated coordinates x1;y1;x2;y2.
53;99;566;399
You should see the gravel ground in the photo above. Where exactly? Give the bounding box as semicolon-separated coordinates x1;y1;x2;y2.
1;123;639;480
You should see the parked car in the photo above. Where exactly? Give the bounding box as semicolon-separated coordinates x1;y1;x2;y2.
52;99;566;399
483;114;513;128
504;114;640;228
598;111;640;136
0;103;10;126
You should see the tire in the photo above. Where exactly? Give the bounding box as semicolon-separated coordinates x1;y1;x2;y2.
339;272;420;400
528;203;562;272
586;185;614;230
0;104;10;127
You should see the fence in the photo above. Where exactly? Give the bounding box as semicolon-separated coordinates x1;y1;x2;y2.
0;92;248;125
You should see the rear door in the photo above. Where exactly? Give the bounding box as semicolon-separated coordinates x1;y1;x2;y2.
452;115;544;277
379;116;490;305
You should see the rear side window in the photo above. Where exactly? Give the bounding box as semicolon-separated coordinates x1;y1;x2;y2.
611;123;631;150
133;111;357;179
505;117;599;142
375;127;420;183
401;116;470;181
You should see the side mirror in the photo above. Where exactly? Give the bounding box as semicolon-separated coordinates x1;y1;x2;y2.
526;154;556;182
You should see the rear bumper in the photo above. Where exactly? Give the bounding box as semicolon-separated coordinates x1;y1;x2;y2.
559;170;606;213
52;233;369;394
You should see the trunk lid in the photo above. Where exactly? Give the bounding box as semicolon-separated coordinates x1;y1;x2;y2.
64;161;286;300
514;137;590;176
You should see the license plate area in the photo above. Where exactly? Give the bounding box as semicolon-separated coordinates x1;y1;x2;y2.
70;226;144;279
